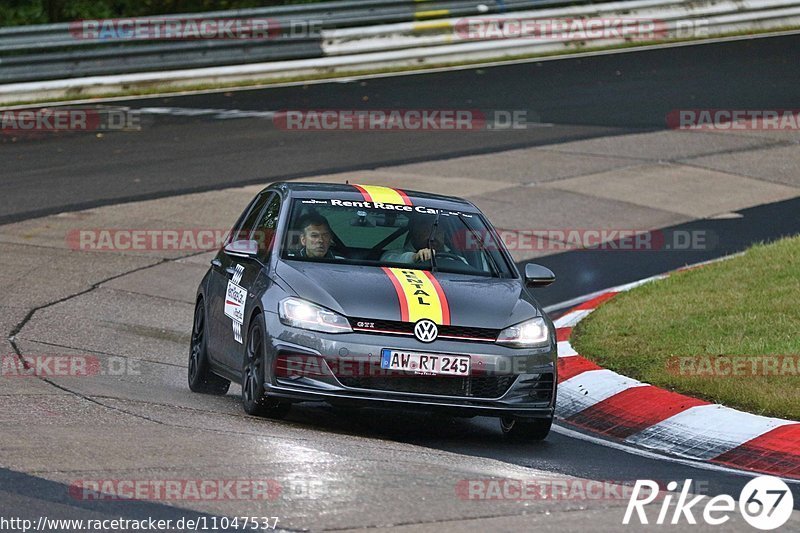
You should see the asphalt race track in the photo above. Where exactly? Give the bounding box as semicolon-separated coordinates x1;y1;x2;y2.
1;33;799;531
3;33;800;224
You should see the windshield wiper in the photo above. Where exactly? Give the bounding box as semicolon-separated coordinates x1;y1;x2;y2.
455;213;501;278
426;209;441;272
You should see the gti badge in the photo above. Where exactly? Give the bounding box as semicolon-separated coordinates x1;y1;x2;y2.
414;319;438;343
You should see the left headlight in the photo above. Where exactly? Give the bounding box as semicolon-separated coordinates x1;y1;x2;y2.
279;297;352;334
495;317;550;347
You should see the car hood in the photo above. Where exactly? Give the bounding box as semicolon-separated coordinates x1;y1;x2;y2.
275;260;541;329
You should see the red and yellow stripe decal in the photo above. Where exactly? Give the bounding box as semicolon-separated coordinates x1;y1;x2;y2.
382;267;450;324
353;184;412;206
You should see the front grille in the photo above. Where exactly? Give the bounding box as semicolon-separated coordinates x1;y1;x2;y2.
350;317;499;342
337;373;516;399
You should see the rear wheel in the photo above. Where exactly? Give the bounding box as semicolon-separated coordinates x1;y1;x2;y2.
188;300;231;395
500;416;552;441
242;316;290;419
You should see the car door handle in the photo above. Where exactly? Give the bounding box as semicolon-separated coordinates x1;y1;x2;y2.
211;259;222;268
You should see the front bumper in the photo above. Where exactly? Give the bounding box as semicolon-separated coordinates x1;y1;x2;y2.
263;312;557;418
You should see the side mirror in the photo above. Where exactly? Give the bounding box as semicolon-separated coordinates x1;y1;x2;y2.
524;263;555;288
224;239;259;258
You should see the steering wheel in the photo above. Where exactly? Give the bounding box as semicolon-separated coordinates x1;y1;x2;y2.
434;252;469;264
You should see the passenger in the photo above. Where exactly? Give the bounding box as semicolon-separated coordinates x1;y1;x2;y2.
381;216;448;264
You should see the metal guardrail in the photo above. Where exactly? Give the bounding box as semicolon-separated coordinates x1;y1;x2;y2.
0;0;601;83
321;0;800;55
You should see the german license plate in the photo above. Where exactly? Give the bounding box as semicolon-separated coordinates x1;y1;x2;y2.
380;349;470;376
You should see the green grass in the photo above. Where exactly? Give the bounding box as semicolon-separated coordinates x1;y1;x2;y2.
572;235;800;421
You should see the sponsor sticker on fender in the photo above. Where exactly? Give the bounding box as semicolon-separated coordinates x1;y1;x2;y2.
224;281;247;324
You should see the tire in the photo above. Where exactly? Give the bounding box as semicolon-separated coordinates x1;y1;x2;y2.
499;416;552;441
241;315;291;419
188;299;231;395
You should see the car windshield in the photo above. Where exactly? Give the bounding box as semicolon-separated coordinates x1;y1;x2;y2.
281;197;514;278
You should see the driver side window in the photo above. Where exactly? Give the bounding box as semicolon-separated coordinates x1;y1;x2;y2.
228;192;270;246
254;193;281;260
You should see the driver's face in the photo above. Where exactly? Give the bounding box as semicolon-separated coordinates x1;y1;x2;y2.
410;221;444;251
301;224;332;258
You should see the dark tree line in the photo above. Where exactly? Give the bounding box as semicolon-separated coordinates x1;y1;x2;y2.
1;0;322;27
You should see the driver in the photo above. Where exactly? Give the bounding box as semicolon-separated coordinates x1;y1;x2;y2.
297;213;342;259
381;216;452;264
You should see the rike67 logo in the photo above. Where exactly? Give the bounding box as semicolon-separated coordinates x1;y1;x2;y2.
624;476;794;530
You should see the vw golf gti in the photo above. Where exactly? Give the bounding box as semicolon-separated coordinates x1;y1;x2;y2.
189;182;558;439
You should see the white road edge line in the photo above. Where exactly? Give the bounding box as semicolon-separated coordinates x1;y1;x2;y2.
552;424;800;485
2;30;799;111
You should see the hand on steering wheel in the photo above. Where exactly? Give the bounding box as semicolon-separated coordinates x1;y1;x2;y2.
413;248;435;262
414;249;468;264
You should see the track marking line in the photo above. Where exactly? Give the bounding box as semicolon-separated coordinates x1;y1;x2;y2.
552;423;800;485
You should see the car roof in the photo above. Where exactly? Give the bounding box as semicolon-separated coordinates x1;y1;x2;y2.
267;182;481;213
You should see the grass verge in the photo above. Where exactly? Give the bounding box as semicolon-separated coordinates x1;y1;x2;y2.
572;235;800;420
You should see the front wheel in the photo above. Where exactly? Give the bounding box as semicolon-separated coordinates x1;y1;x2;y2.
188;300;231;395
500;416;552;441
241;315;290;419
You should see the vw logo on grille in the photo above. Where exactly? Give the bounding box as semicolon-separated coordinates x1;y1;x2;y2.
414;319;438;343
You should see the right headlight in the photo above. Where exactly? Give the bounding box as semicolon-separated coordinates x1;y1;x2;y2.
279;297;352;334
496;317;549;347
